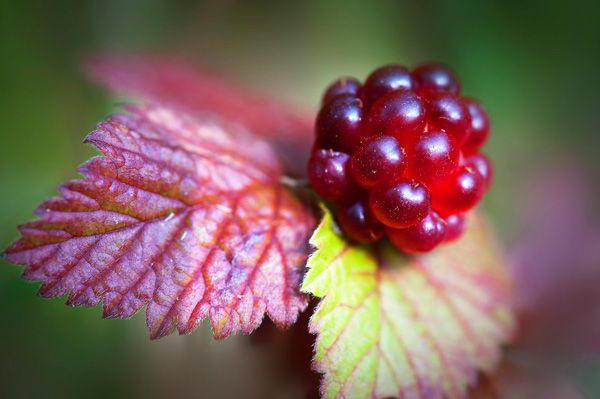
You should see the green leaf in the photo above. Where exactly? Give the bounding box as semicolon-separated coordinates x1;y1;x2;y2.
302;208;514;399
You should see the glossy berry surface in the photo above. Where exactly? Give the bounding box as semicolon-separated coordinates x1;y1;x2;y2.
413;63;460;94
367;90;426;142
322;77;362;104
387;211;447;253
369;179;430;228
464;153;493;189
308;148;360;204
315;94;364;153
337;200;384;244
350;135;406;188
426;92;471;145
432;165;485;214
463;99;490;152
310;62;494;253
408;130;459;183
443;214;466;242
361;65;415;107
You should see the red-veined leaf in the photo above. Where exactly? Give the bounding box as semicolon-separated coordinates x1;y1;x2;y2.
85;54;313;175
3;104;315;339
302;209;514;399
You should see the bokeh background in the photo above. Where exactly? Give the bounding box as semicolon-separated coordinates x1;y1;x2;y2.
1;1;599;398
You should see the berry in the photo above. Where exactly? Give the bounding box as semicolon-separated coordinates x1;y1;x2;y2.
309;62;493;253
426;92;471;145
316;94;364;152
413;63;460;94
350;135;406;188
464;153;493;189
367;90;426;142
463;99;490;152
361;65;415;107
337;200;384;244
322;77;362;104
443;214;466;242
387;211;446;253
308;148;361;203
369;179;430;228
408;130;459;183
432;165;485;214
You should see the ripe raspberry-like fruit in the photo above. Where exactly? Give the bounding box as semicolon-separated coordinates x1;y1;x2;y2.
316;94;364;153
464;152;493;189
367;90;426;141
413;63;460;95
426;92;471;145
443;214;466;242
350;135;406;188
337;200;384;244
308;148;361;204
322;77;362;105
408;130;459;184
386;211;447;253
432;165;485;214
463;98;490;152
369;179;431;228
362;65;415;107
309;62;494;252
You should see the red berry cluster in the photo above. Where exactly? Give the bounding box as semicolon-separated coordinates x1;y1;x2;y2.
308;63;492;253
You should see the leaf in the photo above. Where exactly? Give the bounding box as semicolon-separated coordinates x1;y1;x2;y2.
85;54;313;175
302;209;514;399
3;103;315;339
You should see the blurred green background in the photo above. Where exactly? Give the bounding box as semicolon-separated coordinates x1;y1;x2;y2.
1;1;599;398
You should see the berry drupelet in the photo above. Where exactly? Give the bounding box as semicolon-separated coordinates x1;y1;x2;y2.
309;63;493;253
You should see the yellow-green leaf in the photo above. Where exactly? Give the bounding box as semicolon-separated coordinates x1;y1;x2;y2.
302;209;515;399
